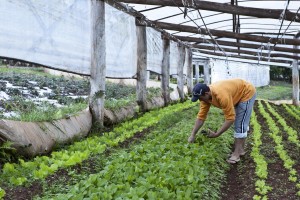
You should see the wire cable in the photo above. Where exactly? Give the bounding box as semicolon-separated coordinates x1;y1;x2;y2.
194;5;228;57
169;0;228;58
280;6;300;39
273;0;291;47
139;5;165;13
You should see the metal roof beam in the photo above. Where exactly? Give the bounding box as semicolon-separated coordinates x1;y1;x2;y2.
192;44;300;59
120;0;300;22
176;36;300;54
192;49;295;64
142;21;300;45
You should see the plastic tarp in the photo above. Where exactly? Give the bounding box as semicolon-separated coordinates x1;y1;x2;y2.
170;41;180;76
0;0;91;75
0;1;138;78
147;35;188;76
146;27;163;74
210;59;269;87
105;4;137;78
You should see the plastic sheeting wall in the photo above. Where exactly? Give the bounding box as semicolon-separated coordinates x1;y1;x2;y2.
170;41;181;76
210;59;270;87
105;4;137;78
0;0;91;75
0;1;184;78
146;32;187;76
146;27;163;74
0;1;137;77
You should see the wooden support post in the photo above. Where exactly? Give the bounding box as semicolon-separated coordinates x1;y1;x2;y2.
292;32;300;106
195;62;200;83
136;25;147;111
177;44;186;101
292;60;299;106
186;48;193;94
161;38;171;106
89;0;106;127
204;60;210;84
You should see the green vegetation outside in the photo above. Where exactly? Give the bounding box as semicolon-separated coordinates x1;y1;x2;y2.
256;81;293;100
0;66;163;122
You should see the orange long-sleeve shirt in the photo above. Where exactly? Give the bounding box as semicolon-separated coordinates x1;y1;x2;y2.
197;79;256;121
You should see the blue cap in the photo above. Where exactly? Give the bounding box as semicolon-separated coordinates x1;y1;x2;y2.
191;83;210;102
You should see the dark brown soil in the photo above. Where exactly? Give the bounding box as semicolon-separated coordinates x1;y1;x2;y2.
220;101;300;200
220;129;256;200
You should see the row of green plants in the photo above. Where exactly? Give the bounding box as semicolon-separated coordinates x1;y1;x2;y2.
285;104;300;111
265;102;300;148
250;111;272;200
257;101;300;196
0;188;4;199
0;101;195;188
37;105;233;199
283;104;300;121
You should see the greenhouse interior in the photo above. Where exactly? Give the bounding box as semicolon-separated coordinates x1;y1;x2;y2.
0;0;300;199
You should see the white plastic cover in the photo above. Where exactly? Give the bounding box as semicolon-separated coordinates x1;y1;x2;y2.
0;0;91;75
170;41;180;75
210;59;269;87
146;27;163;74
105;4;137;78
0;1;138;78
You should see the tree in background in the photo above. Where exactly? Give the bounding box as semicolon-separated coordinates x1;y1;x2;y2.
269;66;298;83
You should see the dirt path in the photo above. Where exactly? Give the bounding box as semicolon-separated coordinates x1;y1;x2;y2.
220;137;256;200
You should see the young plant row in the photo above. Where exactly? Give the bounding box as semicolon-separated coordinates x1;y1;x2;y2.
250;111;272;200
0;101;195;187
283;104;300;121
38;106;233;200
0;188;4;199
287;104;300;113
264;102;300;148
258;101;300;196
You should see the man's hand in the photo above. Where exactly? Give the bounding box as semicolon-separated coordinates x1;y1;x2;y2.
207;129;220;138
189;119;204;143
188;135;196;143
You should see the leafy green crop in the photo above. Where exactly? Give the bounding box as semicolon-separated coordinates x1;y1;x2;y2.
39;105;233;200
258;101;300;194
0;101;195;186
250;110;270;197
0;187;5;199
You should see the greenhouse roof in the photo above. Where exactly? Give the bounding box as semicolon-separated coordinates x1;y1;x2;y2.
113;0;300;67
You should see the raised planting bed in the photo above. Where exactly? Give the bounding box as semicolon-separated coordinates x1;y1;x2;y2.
0;67;166;158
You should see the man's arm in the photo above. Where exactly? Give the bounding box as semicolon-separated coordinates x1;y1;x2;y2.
207;120;234;138
188;118;205;143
